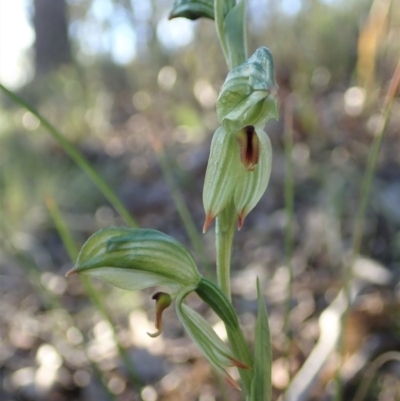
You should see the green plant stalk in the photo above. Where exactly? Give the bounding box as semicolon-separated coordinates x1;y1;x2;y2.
214;0;236;69
283;98;295;388
215;200;237;300
46;198;143;394
196;277;253;394
334;60;400;401
215;0;247;70
214;0;248;301
0;83;137;228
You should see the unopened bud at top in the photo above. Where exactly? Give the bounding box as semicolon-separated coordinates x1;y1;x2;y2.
216;47;279;131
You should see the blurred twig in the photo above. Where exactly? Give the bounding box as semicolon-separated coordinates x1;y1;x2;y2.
0;83;137;228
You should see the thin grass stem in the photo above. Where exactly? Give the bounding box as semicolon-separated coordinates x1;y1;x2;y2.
0;223;116;401
150;136;212;277
46;198;144;395
0;83;137;227
334;59;400;401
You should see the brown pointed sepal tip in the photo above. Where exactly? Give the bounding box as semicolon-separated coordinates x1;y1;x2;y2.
237;213;246;231
65;266;78;277
230;357;251;370
226;374;241;391
202;214;215;233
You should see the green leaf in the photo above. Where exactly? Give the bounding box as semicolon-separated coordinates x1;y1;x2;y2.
175;290;247;390
68;227;201;296
250;279;272;401
169;0;214;20
196;277;254;393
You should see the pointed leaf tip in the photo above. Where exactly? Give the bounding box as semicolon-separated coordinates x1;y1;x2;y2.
226;374;242;391
230;357;251;370
65;266;77;277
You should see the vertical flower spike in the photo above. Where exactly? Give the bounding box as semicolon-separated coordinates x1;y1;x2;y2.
202;127;242;232
234;129;272;229
216;47;279;132
236;125;260;171
147;292;172;338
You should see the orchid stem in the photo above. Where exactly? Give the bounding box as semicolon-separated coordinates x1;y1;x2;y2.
215;200;237;301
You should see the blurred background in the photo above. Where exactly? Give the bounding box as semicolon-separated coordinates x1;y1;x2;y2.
1;0;400;400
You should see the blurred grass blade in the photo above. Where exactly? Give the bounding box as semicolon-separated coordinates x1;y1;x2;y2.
45;198;144;394
150;135;212;275
335;58;400;401
0;83;137;227
46;198;79;258
250;279;272;401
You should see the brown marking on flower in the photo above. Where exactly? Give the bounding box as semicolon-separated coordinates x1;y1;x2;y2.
237;125;259;171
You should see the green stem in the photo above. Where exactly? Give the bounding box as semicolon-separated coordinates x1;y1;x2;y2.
215;200;237;301
334;60;400;401
196;277;253;394
215;0;247;70
0;83;137;228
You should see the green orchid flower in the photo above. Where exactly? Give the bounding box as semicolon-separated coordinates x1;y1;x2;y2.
202;125;272;231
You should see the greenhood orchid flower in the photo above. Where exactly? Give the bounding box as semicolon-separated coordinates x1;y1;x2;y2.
202;125;272;231
202;47;278;231
67;227;249;390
